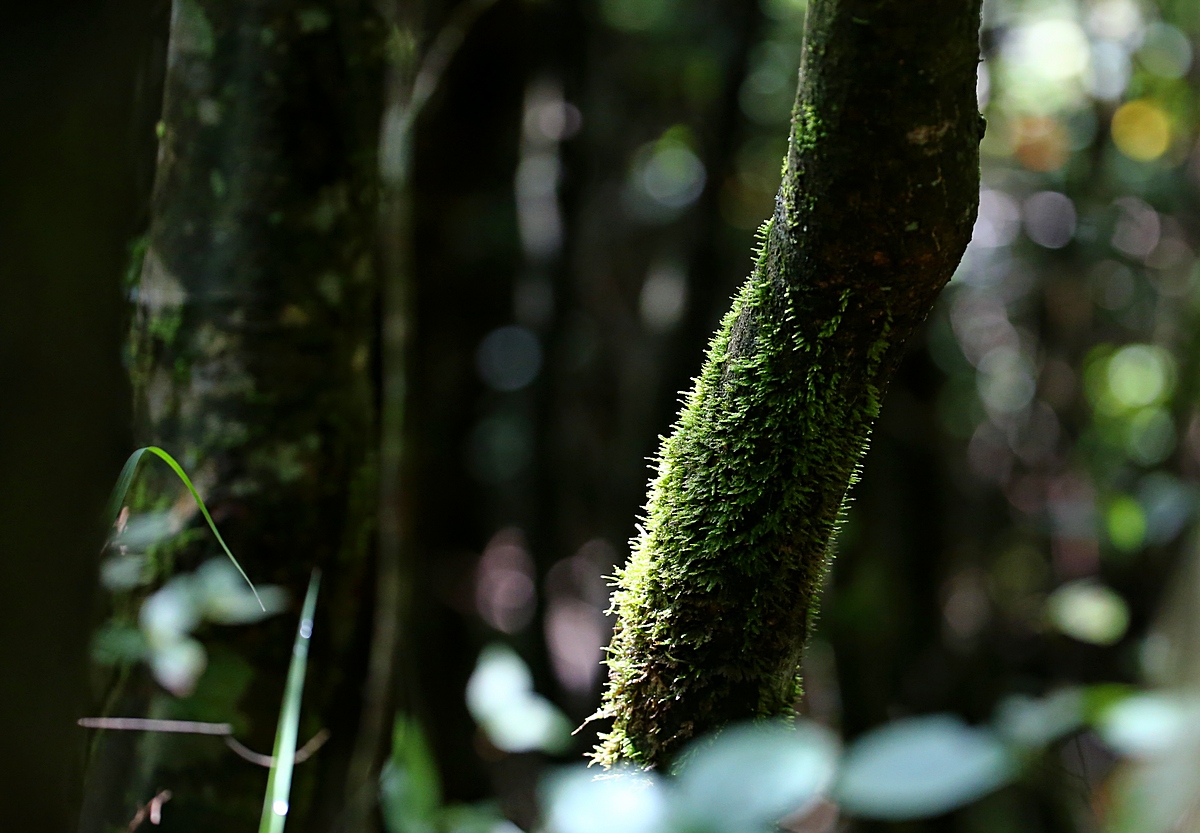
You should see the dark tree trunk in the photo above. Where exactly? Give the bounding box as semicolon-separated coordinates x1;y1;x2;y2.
84;1;387;828
597;0;985;767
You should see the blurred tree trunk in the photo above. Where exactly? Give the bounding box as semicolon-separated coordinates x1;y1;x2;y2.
83;1;387;829
597;0;985;767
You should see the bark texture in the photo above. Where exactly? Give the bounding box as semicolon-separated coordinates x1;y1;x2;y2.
96;0;385;826
595;0;984;767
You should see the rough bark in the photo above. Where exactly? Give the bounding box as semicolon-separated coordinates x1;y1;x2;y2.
595;0;985;767
90;0;386;826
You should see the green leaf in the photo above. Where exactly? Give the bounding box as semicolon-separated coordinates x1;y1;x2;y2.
259;569;320;833
465;643;571;754
993;688;1084;749
90;623;149;665
437;804;513;833
542;768;667;833
835;714;1015;821
671;720;839;833
1046;580;1130;646
1097;692;1198;757
380;714;442;833
107;446;263;610
1082;683;1138;722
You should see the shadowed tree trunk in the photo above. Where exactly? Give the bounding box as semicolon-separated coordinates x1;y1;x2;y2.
596;0;985;768
83;1;388;828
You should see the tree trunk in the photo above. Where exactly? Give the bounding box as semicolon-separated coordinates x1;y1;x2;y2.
596;0;984;768
88;0;386;827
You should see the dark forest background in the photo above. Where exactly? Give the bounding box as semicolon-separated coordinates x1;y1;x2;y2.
3;0;1200;831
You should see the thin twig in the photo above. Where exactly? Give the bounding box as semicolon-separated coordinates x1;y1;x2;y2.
79;717;233;735
128;790;171;831
349;0;500;808
78;717;329;767
224;728;331;767
405;0;500;129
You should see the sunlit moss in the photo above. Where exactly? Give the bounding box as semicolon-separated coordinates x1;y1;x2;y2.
592;213;884;765
594;0;984;768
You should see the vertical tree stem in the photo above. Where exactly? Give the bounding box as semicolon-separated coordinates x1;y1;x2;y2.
120;0;386;820
596;0;984;768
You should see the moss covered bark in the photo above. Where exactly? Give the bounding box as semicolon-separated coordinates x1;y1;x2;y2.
595;0;984;767
102;0;385;825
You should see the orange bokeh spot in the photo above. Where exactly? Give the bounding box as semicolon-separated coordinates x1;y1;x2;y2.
1013;116;1069;172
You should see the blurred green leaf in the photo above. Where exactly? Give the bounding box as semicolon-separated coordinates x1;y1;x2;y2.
90;623;149;665
1046;580;1130;645
1097;691;1199;757
194;559;288;624
149;636;207;698
670;720;839;833
380;714;442;833
110;510;175;552
466;643;570;753
1081;683;1138;722
542;768;668;833
438;804;518;833
993;688;1085;749
834;714;1016;821
99;552;149;590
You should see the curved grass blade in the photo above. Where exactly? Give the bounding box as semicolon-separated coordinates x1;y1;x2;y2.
106;446;263;610
105;447;150;528
260;569;321;833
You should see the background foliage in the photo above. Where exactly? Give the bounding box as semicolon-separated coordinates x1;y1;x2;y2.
4;0;1200;831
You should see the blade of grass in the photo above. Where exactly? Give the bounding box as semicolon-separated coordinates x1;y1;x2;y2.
260;569;321;833
106;445;263;610
105;447;149;527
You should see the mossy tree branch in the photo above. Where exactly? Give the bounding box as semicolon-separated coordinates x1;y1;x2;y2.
595;0;984;768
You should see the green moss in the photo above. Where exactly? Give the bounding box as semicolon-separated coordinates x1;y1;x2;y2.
594;0;983;768
123;235;150;290
593;213;891;766
147;307;184;347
